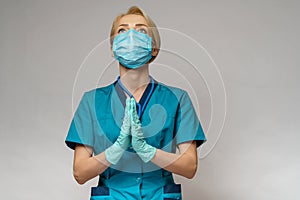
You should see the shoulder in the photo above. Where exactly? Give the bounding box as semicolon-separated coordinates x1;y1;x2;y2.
77;83;115;107
86;83;114;95
156;81;187;100
82;83;114;99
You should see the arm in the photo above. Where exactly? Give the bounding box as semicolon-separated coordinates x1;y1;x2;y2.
129;98;198;178
151;141;198;179
73;145;111;185
73;98;132;184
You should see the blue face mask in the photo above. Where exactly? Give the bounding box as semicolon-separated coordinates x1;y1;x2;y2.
112;29;153;69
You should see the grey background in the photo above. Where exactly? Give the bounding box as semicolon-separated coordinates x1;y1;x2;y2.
1;0;299;199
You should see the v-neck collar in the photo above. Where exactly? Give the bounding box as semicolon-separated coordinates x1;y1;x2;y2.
114;76;158;118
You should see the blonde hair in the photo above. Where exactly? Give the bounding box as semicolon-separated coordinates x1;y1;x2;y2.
110;6;161;63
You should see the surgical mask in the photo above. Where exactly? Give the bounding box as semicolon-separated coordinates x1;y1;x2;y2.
113;29;152;69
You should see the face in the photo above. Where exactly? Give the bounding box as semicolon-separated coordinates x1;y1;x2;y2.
111;14;158;57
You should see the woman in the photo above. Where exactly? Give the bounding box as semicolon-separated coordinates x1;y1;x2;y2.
65;6;206;200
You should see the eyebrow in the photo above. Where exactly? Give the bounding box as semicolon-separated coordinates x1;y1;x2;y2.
119;23;148;27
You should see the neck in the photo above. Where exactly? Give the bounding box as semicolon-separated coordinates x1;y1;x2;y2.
119;64;150;96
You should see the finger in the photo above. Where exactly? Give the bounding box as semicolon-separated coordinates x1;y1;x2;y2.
125;98;130;114
131;98;138;115
130;98;135;118
131;98;139;122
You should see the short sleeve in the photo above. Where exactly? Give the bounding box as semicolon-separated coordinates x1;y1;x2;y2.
65;92;94;150
175;91;207;148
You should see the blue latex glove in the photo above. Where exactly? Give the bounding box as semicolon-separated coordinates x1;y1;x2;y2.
105;98;131;165
130;98;156;163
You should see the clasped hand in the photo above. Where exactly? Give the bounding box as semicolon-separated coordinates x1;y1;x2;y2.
105;98;156;165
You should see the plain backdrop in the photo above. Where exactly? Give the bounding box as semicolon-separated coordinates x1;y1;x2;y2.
1;0;299;199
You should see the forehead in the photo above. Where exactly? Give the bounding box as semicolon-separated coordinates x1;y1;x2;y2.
118;14;148;26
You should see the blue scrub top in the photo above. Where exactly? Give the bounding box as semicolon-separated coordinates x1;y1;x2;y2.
65;77;206;197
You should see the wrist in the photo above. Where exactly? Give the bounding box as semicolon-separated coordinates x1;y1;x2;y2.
105;143;125;165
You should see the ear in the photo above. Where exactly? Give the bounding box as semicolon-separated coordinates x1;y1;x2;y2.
110;47;114;57
151;48;158;57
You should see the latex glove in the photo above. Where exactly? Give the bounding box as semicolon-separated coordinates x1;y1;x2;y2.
105;98;131;165
130;98;156;163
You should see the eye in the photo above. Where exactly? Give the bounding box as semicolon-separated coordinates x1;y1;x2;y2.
117;28;126;34
137;28;147;34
